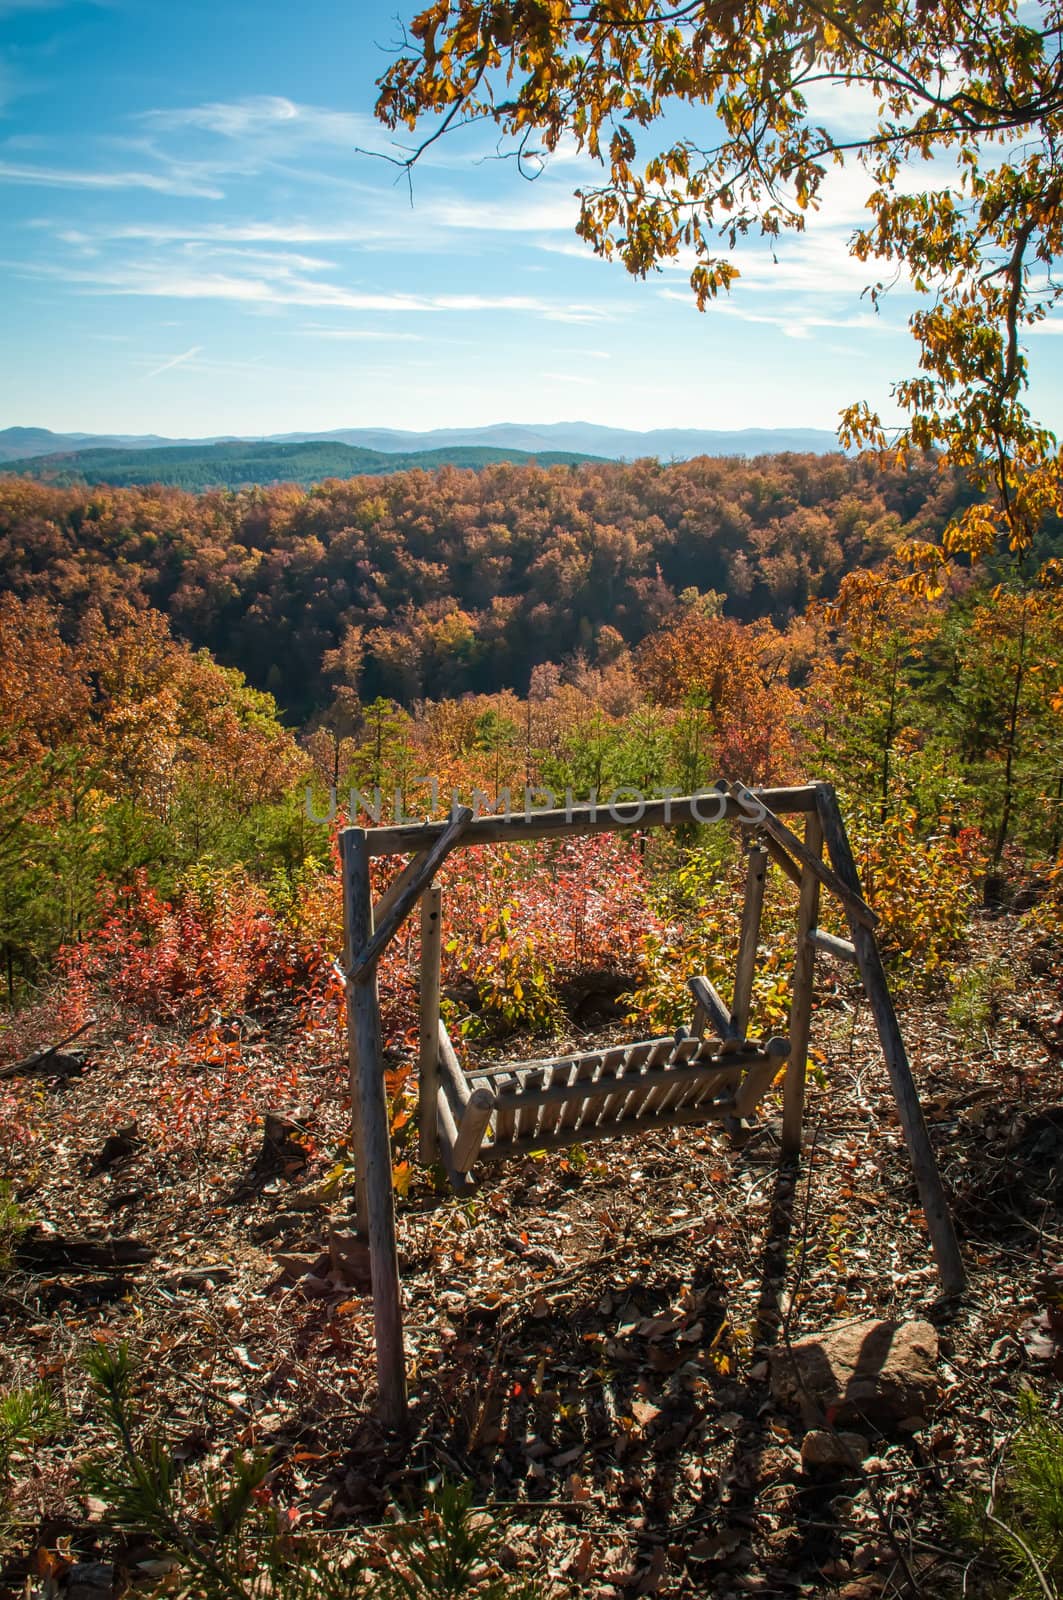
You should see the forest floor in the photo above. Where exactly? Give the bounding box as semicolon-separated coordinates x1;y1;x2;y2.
1;906;1061;1599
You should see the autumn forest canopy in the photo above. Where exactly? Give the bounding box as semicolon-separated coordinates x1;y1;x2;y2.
0;453;1004;718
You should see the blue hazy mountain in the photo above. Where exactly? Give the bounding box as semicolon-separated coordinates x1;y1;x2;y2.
0;421;842;467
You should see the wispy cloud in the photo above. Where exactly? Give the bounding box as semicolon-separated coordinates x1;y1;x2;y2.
144;344;203;378
0;159;223;197
19;251;618;322
659;289;897;339
797;77;884;137
424;192;579;234
139;94;401;160
299;326;424;341
57;220;368;245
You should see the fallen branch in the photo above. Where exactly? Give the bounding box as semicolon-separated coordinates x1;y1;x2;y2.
0;1017;96;1080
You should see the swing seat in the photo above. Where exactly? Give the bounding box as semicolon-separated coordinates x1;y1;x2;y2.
434;1018;790;1181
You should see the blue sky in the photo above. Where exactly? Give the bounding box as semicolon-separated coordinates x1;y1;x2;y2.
2;0;1060;438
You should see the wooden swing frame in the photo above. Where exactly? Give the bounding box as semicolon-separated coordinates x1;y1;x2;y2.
340;781;966;1427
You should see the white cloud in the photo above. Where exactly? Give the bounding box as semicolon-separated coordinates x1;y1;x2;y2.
797;76;884;138
140;95;403;160
46;190;579;248
667;295;899;340
423;191;580;234
22;252;617;322
64;220;367;245
174;242;339;272
0;159;223;198
298;326;424;341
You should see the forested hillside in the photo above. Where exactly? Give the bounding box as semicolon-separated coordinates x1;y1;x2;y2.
0;453;993;716
0;439;599;490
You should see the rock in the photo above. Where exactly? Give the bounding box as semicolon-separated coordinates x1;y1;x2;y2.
83;1120;142;1174
240;1113;312;1192
163;1263;234;1289
769;1319;940;1428
328;1229;372;1288
800;1428;871;1469
66;1562;115;1600
272;1250;329;1282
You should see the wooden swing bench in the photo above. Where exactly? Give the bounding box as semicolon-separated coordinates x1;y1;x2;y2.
436;1019;791;1180
338;782;968;1426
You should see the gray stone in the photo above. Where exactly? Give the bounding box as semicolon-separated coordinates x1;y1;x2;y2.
769;1318;940;1428
800;1428;871;1469
66;1563;115;1600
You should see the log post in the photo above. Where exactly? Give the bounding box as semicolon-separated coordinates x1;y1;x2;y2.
733;843;768;1039
418;884;442;1166
341;841;368;1233
339;827;408;1427
814;785;966;1296
782;811;822;1156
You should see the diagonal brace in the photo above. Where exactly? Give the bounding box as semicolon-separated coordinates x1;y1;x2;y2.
346;805;473;985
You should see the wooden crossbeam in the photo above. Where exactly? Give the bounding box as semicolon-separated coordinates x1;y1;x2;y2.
807;927;859;964
487;1047;776;1115
467;1033;726;1084
364;786;820;856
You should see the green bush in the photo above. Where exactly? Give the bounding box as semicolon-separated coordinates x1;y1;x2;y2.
949;1390;1063;1599
0;1380;64;1563
946;957;1015;1043
0;1382;63;1485
0;1180;29;1269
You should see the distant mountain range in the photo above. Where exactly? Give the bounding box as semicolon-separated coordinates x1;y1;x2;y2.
0;421;843;468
